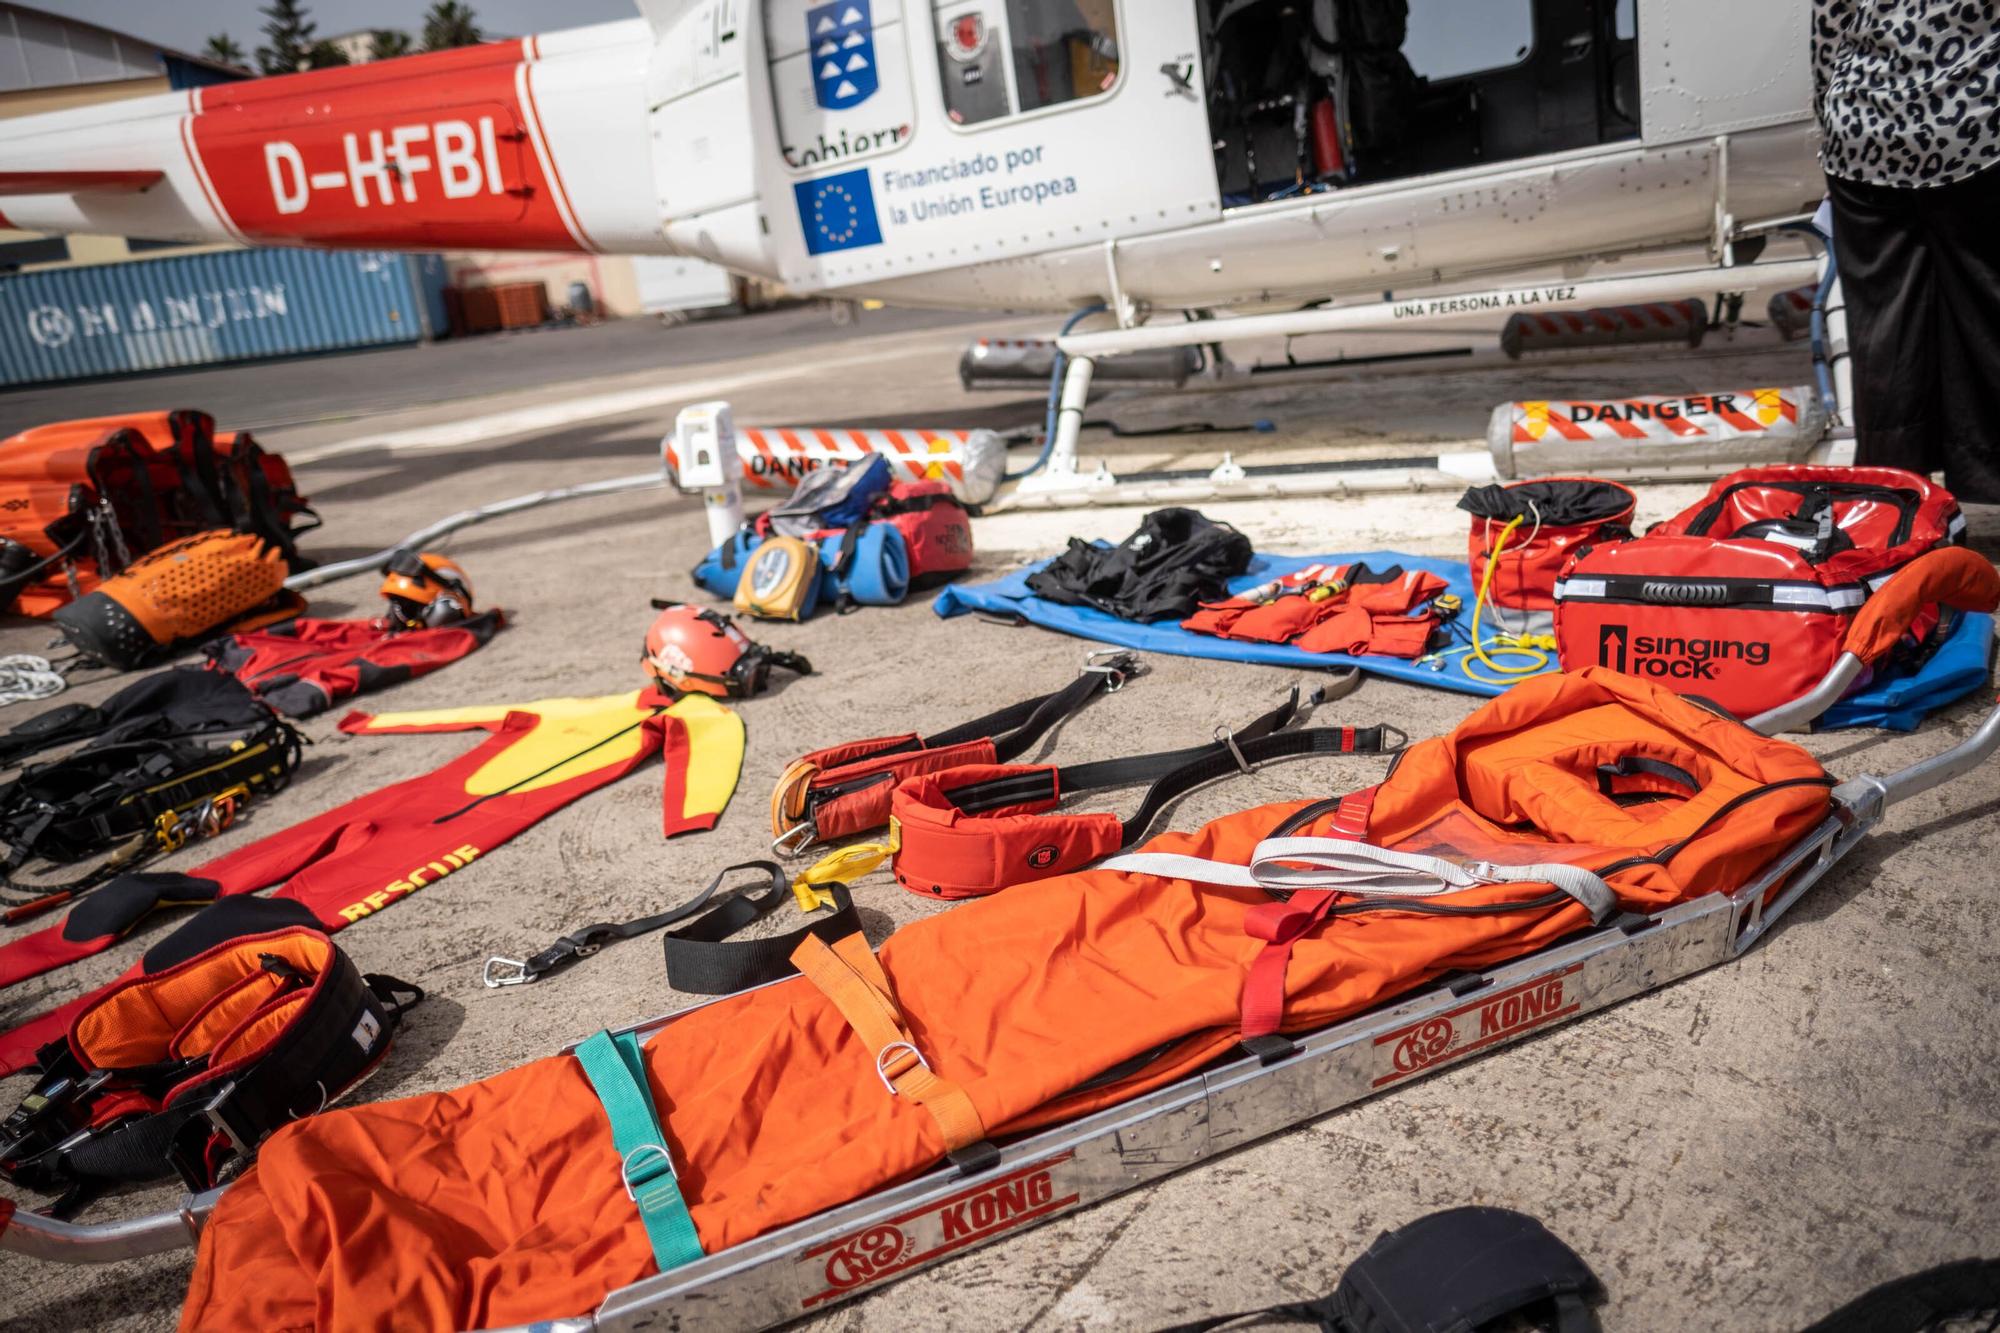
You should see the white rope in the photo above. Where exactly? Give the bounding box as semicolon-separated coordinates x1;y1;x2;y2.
1100;834;1616;923
0;655;66;708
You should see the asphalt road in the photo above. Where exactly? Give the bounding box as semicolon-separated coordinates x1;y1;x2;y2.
0;303;1000;439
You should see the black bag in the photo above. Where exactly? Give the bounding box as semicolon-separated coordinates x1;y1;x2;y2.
0;669;274;768
1026;508;1253;622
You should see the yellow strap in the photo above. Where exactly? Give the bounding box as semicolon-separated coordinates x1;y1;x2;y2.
791;834;898;913
791;932;989;1152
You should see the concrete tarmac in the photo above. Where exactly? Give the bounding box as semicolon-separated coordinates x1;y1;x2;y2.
1;311;1995;1332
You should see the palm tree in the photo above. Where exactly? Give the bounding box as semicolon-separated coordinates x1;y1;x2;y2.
203;33;246;67
421;2;483;51
367;29;414;61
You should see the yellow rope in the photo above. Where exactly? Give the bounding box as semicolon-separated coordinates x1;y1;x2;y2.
1465;514;1554;685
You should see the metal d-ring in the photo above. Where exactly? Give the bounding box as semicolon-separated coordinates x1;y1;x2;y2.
1214;724;1252;775
621;1142;676;1200
1084;649;1137;692
875;1040;930;1093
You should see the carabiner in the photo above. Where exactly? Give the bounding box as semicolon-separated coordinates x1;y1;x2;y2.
771;820;818;859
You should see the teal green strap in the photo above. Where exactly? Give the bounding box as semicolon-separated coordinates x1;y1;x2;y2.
575;1030;705;1272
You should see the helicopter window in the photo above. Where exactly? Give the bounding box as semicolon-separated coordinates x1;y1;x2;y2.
1202;0;1641;206
932;0;1121;127
1403;0;1534;81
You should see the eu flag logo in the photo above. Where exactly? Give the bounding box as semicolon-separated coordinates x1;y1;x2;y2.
808;0;878;109
794;169;883;255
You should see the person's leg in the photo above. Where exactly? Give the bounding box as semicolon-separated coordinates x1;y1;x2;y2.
1921;164;2000;503
1827;173;1939;474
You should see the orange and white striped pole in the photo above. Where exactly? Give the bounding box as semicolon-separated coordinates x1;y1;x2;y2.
1488;386;1825;478
663;425;1007;504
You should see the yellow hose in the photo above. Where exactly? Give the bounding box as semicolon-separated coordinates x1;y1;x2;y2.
1464;514;1554;686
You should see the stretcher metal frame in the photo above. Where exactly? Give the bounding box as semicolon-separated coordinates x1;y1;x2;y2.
5;691;1997;1332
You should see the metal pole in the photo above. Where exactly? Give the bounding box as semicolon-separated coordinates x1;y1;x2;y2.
1056;258;1822;358
1015;354;1109;496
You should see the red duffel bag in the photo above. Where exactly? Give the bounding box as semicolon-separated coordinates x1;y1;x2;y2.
875;480;973;583
1553;465;1985;716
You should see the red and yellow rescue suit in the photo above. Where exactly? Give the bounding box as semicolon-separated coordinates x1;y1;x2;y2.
0;691;743;1076
179;670;1829;1331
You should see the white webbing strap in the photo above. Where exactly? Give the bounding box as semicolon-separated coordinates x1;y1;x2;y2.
1099;836;1617;923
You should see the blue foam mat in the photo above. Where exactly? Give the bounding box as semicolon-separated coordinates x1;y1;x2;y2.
934;549;1995;727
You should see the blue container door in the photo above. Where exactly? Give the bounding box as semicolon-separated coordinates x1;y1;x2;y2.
0;247;427;387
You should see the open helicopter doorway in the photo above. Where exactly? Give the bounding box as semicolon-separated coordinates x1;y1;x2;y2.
1201;0;1641;206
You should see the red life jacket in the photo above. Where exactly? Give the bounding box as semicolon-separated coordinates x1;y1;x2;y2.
1182;561;1448;658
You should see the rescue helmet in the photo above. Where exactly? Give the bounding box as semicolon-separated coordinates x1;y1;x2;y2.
643;601;811;699
380;550;474;628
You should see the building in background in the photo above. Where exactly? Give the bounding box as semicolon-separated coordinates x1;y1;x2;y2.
319;30;381;65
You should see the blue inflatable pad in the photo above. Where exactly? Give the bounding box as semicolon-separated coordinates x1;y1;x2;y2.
935;550;1506;698
934;548;1994;727
1819;610;1993;732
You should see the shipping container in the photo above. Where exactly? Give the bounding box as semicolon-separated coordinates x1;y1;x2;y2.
630;255;740;318
0;247;446;387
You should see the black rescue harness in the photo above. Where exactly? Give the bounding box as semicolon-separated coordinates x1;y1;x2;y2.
0;671;303;922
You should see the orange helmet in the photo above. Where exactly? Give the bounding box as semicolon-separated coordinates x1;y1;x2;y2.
380;551;474;628
643;602;811;699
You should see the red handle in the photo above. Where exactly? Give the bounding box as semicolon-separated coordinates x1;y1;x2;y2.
1842;547;2000;666
3;890;71;925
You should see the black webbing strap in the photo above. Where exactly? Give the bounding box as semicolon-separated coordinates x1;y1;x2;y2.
1114;726;1399;847
663;869;860;996
484;861;858;994
938;685;1404;851
483;859;768;987
1595;756;1701;803
922;655;1136;762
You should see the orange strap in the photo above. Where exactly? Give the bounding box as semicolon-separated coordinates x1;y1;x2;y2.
791;932;988;1152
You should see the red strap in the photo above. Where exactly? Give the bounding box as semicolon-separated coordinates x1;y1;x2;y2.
1238;786;1377;1040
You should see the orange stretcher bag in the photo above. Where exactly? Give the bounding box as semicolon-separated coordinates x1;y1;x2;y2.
179;668;1831;1331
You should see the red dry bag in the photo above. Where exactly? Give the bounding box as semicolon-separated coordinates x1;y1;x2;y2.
1553;465;1978;715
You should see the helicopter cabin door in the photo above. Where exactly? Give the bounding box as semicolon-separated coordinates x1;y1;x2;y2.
762;0;1219;291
